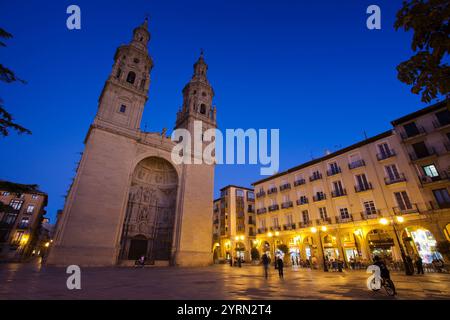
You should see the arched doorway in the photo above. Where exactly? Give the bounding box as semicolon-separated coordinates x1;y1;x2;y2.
323;234;339;260
235;242;246;261
402;227;442;263
119;157;178;264
367;229;395;261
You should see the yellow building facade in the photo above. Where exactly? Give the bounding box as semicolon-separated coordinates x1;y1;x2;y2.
250;100;450;268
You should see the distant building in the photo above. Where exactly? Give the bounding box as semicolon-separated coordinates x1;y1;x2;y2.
0;183;48;262
212;185;255;263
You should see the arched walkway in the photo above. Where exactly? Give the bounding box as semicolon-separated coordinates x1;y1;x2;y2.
402;226;441;263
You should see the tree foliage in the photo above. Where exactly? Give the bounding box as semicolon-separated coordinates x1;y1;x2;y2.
0;27;31;137
394;0;449;103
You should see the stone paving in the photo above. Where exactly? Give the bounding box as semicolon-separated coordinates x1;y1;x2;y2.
0;262;449;300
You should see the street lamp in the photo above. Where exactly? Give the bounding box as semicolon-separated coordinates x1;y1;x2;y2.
311;226;328;272
267;231;280;262
379;215;411;276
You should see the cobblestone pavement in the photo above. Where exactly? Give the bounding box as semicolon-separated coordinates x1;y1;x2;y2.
0;262;449;300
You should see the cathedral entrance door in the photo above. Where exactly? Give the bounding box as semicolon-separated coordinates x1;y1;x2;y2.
128;237;148;260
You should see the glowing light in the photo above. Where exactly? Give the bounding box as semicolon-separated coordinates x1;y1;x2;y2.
396;216;404;223
321;226;327;232
379;218;388;225
275;231;280;236
354;229;363;237
235;236;239;241
311;227;317;233
267;232;273;238
44;242;50;248
20;234;29;245
239;235;245;241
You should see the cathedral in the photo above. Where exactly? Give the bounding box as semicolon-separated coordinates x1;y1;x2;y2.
47;19;216;266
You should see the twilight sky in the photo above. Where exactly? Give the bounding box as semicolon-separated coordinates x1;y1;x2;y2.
0;1;441;222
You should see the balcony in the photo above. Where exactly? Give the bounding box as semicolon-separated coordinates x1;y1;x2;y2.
327;167;342;176
400;125;426;141
267;187;278;195
428;201;450;210
384;173;407;185
313;194;326;202
409;147;437;161
248;218;255;225
354;183;373;193
213;219;219;224
257;227;268;234
376;149;396;161
309;173;323;182
249;231;256;237
393;203;419;215
269;226;281;231
247;207;255;213
331;189;347;198
419;171;449;185
283;223;296;231
316;217;332;225
281;201;293;209
294;179;306;187
256;208;267;214
256;191;266;198
360;210;380;220
237;212;245;218
296;197;309;205
280;183;291;191
433;119;450;130
268;204;280;212
348;159;365;170
336;215;353;223
298;221;312;229
16;223;29;230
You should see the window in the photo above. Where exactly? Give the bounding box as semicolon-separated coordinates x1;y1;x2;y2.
355;174;369;189
25;205;35;214
403;122;420;137
282;195;290;203
259;219;266;228
126;71;136;84
332;181;344;194
433;189;450;207
4;214;17;225
119;105;127;113
2;192;10;196
435;109;450;126
115;68;122;79
302;210;309;223
378;142;392;157
133;58;140;64
412;141;430;158
236;189;244;197
394;191;412;211
272;217;279;228
385;164;400;180
363;200;377;215
422;164;439;177
319;207;328;220
12;231;24;244
140;79;146;89
339;208;350;219
247;191;255;200
329;162;340;174
286;215;293;225
31;194;39;200
9;200;23;211
19;217;29;227
200;104;206;115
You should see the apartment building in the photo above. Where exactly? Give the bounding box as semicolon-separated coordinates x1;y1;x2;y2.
212;185;256;262
0;183;48;261
251;100;449;267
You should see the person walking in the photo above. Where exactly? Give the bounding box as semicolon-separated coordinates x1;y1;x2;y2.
416;255;424;274
277;256;284;279
261;253;271;279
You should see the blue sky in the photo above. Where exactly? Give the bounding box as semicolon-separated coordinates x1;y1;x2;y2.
0;1;441;223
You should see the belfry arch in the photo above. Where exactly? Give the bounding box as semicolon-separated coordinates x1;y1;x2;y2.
119;157;178;264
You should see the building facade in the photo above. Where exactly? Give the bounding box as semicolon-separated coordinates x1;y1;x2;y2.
47;19;217;267
250;100;449;267
0;184;48;261
212;186;256;262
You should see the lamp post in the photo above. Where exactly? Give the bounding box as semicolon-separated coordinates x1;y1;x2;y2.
379;216;411;276
311;226;328;272
267;231;279;264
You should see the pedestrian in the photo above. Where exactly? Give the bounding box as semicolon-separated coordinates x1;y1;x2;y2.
415;255;424;274
277;256;284;279
406;255;414;275
261;253;270;279
229;256;232;267
238;256;242;268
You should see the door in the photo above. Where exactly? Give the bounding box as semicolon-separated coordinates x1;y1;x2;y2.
128;239;148;260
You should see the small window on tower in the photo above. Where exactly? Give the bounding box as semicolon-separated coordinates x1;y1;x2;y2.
202;92;207;97
200;104;206;115
120;105;127;113
116;68;122;79
134;58;140;64
126;71;136;84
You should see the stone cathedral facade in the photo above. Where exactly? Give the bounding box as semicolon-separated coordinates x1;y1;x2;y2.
47;19;217;266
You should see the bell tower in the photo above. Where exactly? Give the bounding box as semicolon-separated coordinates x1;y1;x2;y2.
94;18;153;134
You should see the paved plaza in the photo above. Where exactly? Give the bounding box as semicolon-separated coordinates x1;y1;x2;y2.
0;262;449;300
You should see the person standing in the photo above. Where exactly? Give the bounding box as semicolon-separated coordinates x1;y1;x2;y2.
277;256;284;279
261;253;270;279
416;255;424;274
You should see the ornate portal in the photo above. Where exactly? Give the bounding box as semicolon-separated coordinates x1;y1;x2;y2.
119;157;178;262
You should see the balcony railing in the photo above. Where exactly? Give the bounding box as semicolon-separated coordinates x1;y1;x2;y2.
247;207;255;213
336;215;353;223
376;149;396;161
331;189;347;198
348;159;365;169
294;179;306;186
248;218;255;225
327;167;342;176
267;187;278;195
281;201;293;209
249;231;256;237
428;201;450;210
269;226;281;231
409;147;437;161
400;125;426;140
316;217;332;225
313;194;326;202
360;210;380;220
280;183;291;191
257;227;268;234
393;203;419;215
354;183;373;193
384;173;407;185
283;223;297;231
256;208;267;214
256;191;266;198
309;173;323;182
419;171;449;185
298;221;312;228
433;119;450;129
268;204;280;212
296;197;308;205
237;212;245;218
16;223;29;229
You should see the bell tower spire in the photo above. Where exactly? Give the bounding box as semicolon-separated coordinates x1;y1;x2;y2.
93;18;153;134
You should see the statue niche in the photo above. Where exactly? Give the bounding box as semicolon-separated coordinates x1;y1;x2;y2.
119;157;178;263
